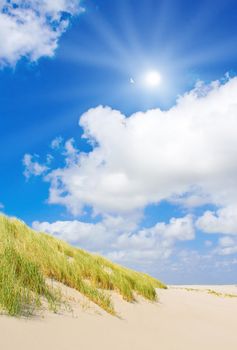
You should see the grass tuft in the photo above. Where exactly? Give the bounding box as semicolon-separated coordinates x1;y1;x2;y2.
0;215;166;316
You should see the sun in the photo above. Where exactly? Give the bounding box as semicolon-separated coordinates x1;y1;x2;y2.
144;70;162;88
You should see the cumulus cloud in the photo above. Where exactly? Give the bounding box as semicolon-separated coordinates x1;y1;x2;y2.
33;214;195;264
0;0;83;66
108;215;195;263
42;77;237;218
63;138;80;164
51;136;63;150
23;154;48;178
26;77;237;272
216;236;237;256
196;206;237;235
33;215;137;252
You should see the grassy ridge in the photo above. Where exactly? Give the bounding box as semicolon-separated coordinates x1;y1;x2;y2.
0;215;166;316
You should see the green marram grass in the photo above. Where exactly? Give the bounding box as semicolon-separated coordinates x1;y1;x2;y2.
0;215;166;317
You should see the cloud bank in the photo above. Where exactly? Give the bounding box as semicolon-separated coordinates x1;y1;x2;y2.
33;214;194;265
0;0;83;66
25;77;237;277
45;77;237;219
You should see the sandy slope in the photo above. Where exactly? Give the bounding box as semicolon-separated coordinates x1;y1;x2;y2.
0;284;237;350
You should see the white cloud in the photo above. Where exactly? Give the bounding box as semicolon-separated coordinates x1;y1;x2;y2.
51;136;63;150
204;240;213;248
41;77;237;218
216;236;237;256
23;154;48;178
196;206;237;235
196;206;237;255
33;214;194;264
0;0;83;66
63;138;80;164
109;215;195;263
33;215;130;252
26;76;237;274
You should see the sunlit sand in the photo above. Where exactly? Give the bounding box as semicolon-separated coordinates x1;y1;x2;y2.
1;284;237;350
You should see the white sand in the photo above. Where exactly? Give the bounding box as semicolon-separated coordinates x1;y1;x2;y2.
1;284;237;350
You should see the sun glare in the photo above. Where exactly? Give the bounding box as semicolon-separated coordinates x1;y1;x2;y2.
144;70;162;88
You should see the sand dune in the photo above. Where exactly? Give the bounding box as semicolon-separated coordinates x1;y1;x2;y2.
0;284;237;350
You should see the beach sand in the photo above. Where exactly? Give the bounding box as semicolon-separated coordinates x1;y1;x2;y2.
0;284;237;350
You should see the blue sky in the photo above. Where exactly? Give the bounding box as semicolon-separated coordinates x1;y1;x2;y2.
1;0;237;284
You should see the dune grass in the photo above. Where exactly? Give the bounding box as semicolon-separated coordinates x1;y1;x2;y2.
174;287;237;299
0;215;166;317
207;289;237;298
